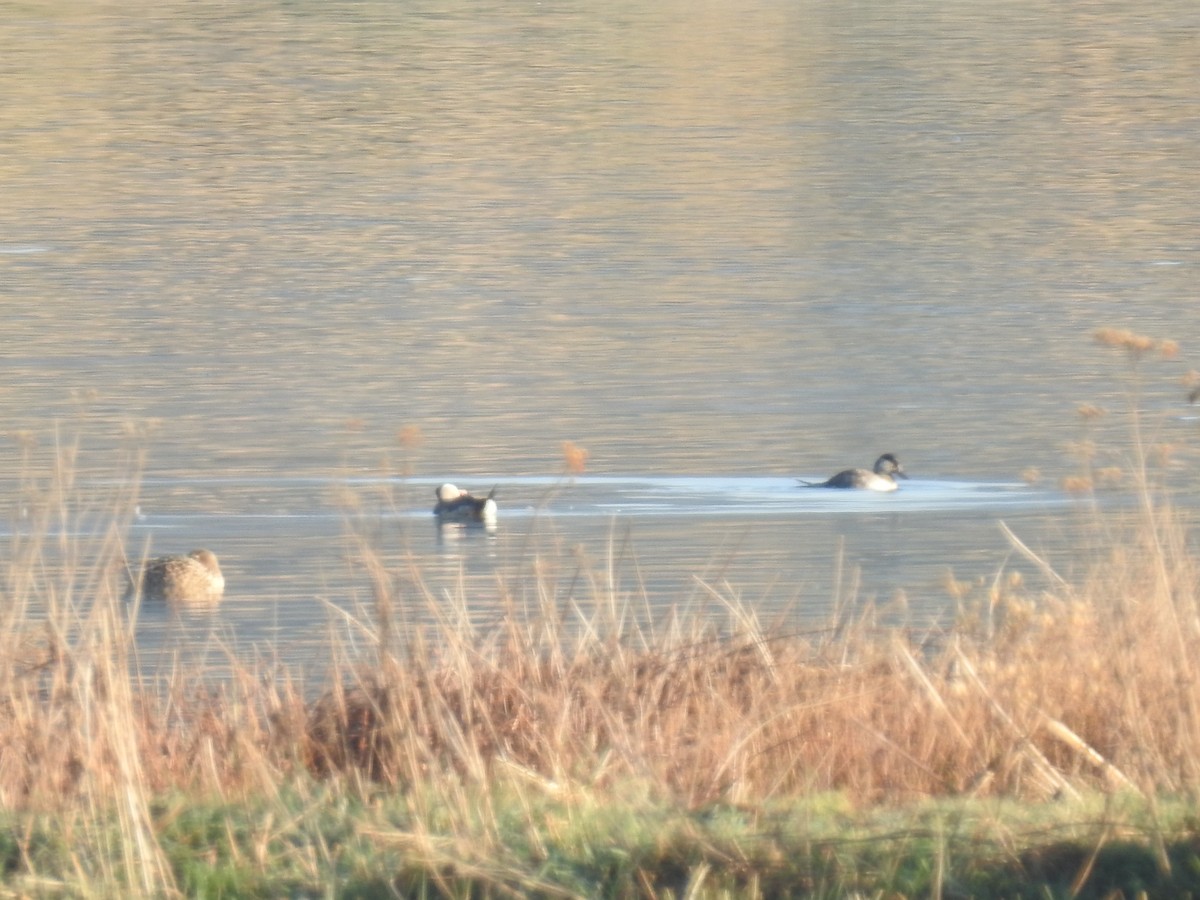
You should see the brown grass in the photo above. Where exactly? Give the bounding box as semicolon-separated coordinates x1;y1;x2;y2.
3;391;1200;894
5;450;1200;821
295;510;1200;808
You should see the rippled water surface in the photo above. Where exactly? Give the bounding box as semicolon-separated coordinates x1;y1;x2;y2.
3;1;1199;677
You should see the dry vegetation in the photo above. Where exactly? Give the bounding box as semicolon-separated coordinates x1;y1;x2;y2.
14;475;1199;820
2;332;1200;896
298;520;1200;809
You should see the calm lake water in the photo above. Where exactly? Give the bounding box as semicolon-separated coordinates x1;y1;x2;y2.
3;1;1199;680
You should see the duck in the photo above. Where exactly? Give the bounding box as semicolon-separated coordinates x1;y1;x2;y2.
433;483;497;526
127;549;225;605
801;453;908;492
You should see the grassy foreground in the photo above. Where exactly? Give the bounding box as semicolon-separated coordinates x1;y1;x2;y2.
5;339;1200;897
4;472;1200;897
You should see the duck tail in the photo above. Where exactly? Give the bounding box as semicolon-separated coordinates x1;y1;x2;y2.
797;479;819;487
486;486;497;500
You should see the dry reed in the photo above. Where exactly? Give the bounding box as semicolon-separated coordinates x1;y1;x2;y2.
3;341;1200;893
4;441;1200;821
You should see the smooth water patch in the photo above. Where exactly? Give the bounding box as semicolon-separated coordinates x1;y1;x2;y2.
119;473;1062;524
433;474;1058;517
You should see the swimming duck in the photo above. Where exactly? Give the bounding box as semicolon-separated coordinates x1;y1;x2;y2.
433;483;497;525
801;454;908;492
127;549;225;605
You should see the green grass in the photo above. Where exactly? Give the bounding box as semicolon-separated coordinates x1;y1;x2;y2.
6;785;1200;897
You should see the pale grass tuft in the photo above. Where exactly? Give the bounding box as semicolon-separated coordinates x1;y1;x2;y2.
561;440;589;475
941;569;975;601
396;423;424;449
1151;443;1181;469
1061;475;1093;493
1093;327;1182;367
120;418;163;441
10;429;39;450
1093;327;1157;357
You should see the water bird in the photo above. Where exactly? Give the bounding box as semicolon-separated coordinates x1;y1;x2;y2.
127;549;225;605
801;454;908;492
433;483;497;526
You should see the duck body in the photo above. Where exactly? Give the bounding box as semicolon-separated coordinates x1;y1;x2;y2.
128;549;225;605
802;453;908;492
433;484;497;525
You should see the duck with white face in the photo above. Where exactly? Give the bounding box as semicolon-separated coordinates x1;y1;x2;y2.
433;483;498;525
801;454;908;492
